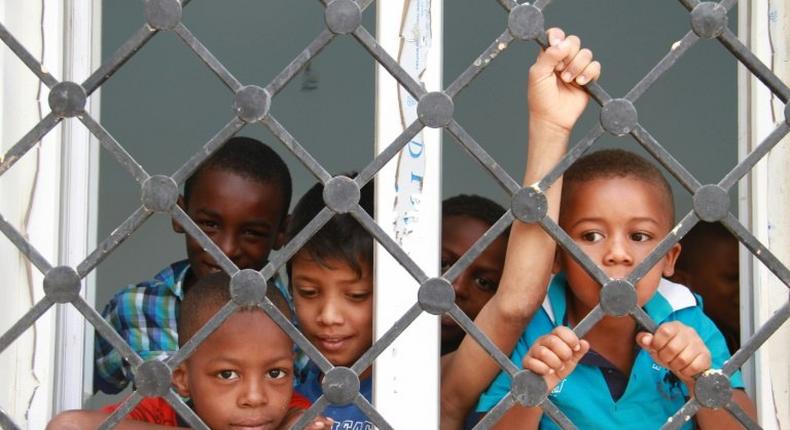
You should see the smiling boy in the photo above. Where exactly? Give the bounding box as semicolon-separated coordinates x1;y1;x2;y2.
286;177;375;428
95;136;293;394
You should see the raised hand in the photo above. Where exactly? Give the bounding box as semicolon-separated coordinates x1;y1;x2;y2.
528;28;601;133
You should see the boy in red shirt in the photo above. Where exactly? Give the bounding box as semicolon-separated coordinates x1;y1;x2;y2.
48;272;330;430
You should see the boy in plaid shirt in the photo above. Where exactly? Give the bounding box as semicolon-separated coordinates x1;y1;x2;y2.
94;136;292;394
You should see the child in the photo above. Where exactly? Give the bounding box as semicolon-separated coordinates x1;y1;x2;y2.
49;272;331;429
286;176;374;428
95;136;293;394
671;221;740;354
441;28;601;429
441;194;509;355
476;149;756;429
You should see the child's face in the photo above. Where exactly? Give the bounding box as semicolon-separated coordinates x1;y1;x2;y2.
557;176;680;316
291;252;373;369
441;215;507;348
676;237;739;333
175;168;287;280
173;310;294;430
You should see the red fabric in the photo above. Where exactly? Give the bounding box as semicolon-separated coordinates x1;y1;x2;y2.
289;391;311;410
100;393;312;426
100;397;179;425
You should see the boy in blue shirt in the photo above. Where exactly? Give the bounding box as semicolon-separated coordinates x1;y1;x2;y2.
477;150;755;429
286;177;375;429
94;136;293;394
441;27;601;428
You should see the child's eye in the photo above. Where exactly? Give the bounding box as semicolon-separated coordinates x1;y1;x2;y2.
267;369;288;379
440;259;452;272
243;229;271;239
198;220;219;231
580;231;604;242
348;291;371;301
631;232;652;242
296;288;317;298
217;370;239;380
474;276;498;293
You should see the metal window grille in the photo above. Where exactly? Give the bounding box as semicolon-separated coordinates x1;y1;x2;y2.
0;0;788;429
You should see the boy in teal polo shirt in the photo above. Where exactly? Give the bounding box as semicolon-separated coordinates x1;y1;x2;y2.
476;150;756;429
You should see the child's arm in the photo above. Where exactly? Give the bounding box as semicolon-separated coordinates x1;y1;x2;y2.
490;327;589;430
441;28;600;429
636;322;757;429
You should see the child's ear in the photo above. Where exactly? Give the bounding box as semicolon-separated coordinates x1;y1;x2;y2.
171;196;186;234
273;214;290;250
661;242;682;278
171;363;190;398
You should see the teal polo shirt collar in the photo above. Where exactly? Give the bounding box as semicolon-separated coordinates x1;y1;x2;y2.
541;273;698;326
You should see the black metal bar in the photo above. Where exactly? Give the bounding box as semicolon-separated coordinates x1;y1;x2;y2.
630;124;703;194
79;114;150;184
258;298;335;373
290;397;329;430
82;26;157;95
0;408;21;430
72;296;144;368
630;306;659;333
352;26;427;100
0;213;52;274
444;211;514;283
351;304;423;374
445;31;515;98
542;399;579;430
718;29;790;103
536;124;605;191
719;122;790;191
474;394;516;430
171;117;245;185
0;298;54;354
350;205;429;283
167;300;239;367
625;31;700;103
626;211;698;283
353;396;395;430
355;119;424;186
170;206;239;276
723;399;762;430
659;399;701;430
164;390;210;430
77;206;152;277
262;115;333;183
95;391;143;430
724;301;789;375
446;120;522;195
262;207;334;280
448;306;521;377
265;30;336;97
174;23;243;92
0;22;59;87
722;214;790;288
0;113;61;177
572;305;605;339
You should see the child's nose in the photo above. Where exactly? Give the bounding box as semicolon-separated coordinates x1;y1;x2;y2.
603;239;633;266
239;379;269;407
317;300;344;325
451;275;469;300
216;232;242;261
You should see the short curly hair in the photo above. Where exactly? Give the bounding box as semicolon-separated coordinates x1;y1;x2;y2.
561;149;675;225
